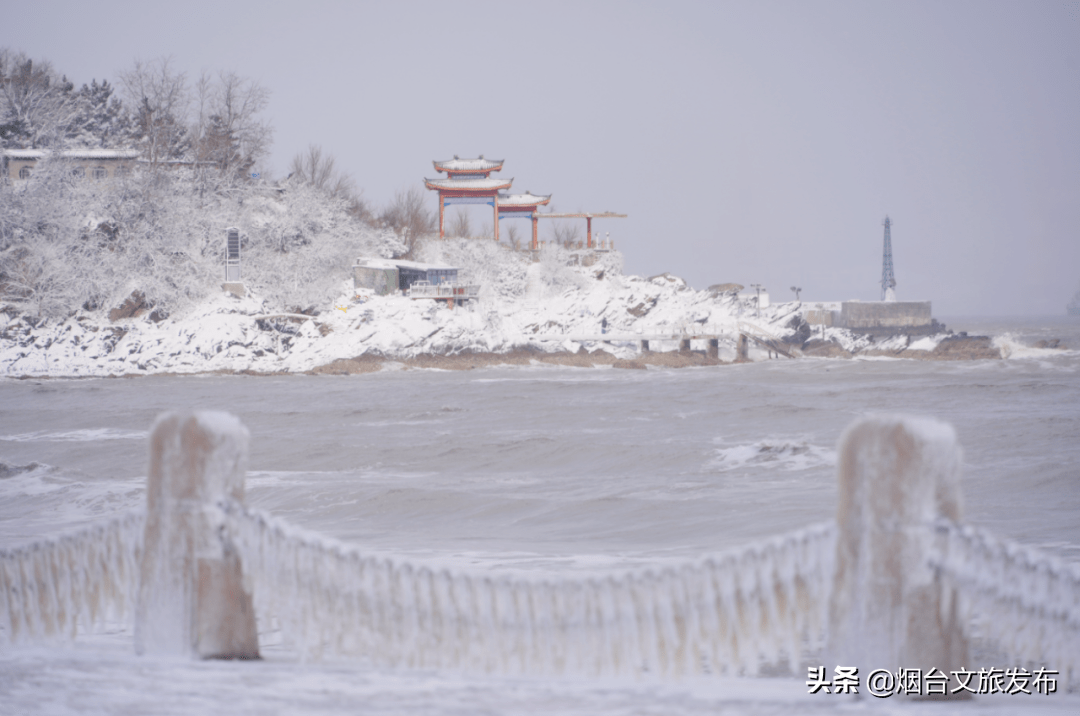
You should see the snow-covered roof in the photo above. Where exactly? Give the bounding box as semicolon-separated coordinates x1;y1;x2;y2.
424;177;513;191
355;258;458;271
63;149;141;160
433;156;504;174
497;191;552;207
2;149;140;160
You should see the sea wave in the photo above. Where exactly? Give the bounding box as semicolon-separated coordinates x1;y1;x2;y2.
994;333;1079;360
710;439;836;472
0;428;148;443
0;460;52;479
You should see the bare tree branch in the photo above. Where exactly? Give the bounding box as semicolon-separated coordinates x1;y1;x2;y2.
117;57;190;166
379;186;435;254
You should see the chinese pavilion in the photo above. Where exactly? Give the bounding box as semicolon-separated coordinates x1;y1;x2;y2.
425;156;623;250
425;156;513;242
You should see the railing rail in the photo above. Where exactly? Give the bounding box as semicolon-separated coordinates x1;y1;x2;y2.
932;519;1080;676
0;511;143;644
407;281;480;300
224;501;835;674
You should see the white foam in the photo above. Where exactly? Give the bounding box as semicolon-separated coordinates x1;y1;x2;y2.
710;439;836;472
994;333;1077;360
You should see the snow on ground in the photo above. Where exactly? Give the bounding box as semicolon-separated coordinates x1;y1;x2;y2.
0;241;817;377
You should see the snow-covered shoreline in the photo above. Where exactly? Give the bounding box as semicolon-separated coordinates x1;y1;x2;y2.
0;240;1007;378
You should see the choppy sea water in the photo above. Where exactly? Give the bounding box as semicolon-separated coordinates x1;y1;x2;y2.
1;316;1078;714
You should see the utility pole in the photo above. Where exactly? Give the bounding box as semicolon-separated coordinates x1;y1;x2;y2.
881;216;896;301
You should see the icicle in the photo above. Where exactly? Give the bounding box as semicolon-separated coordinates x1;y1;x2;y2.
0;511;144;645
930;520;1080;689
220;505;845;676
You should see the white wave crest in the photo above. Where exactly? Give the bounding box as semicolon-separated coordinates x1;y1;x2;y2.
0;428;148;443
993;333;1075;360
711;439;836;472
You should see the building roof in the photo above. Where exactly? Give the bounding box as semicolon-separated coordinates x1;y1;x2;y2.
433;156;504;174
355;257;458;271
2;149;140;160
424;176;513;191
497;191;552;207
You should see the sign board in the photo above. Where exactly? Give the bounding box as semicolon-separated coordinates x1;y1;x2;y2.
225;228;241;281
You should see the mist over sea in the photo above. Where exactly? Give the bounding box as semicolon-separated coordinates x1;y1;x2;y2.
2;315;1078;714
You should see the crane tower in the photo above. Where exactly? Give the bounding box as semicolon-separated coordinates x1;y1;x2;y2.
881;215;896;301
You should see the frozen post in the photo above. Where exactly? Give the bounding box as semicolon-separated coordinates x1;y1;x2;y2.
135;412;259;659
827;415;968;695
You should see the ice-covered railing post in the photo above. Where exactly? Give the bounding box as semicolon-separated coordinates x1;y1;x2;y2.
827;415;969;694
135;411;259;659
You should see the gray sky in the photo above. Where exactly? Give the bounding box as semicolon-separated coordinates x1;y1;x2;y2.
5;0;1078;315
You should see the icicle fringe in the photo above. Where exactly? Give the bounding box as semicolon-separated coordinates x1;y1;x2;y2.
223;502;836;675
0;511;144;644
4;503;1076;685
932;520;1080;686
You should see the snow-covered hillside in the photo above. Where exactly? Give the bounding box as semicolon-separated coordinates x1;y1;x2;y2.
2;234;1010;377
0;239;822;376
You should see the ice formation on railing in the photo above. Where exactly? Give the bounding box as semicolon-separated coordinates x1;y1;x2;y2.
933;520;1080;682
226;503;836;675
0;511;144;644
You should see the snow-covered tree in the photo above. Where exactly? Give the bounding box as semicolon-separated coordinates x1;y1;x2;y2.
289;144;369;221
0;49;79;149
0;50;401;319
66;79;134;149
201;71;271;178
378;186;435;254
0;158;403;317
118;57;191;166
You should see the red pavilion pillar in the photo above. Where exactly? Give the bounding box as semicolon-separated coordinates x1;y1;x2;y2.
586;216;593;249
532;215;538;251
493;194;500;243
438;194;445;240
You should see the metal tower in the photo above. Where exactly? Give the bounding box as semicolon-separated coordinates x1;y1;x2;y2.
881;215;896;301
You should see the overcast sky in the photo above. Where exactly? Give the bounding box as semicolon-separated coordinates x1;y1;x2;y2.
5;0;1078;315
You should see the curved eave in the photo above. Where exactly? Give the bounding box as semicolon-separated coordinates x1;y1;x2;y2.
497;193;552;208
425;177;513;192
433;158;505;174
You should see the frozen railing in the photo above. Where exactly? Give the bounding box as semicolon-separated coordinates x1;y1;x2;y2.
0;511;143;643
407;281;480;301
0;412;1077;690
932;520;1080;678
224;502;835;674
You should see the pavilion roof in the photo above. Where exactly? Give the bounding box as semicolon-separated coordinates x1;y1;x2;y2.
433;156;504;174
425;176;513;191
497;191;552;207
